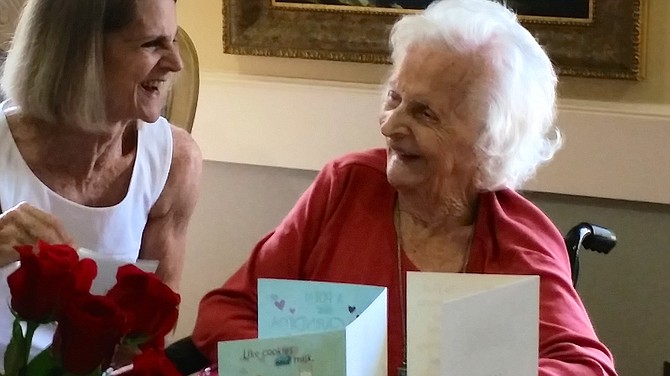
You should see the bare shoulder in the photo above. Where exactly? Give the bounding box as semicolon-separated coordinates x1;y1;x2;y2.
149;125;202;218
169;124;202;174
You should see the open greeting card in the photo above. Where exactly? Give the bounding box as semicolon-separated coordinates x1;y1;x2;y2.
218;279;388;376
407;272;539;376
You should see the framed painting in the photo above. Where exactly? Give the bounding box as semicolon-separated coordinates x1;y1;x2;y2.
223;0;646;80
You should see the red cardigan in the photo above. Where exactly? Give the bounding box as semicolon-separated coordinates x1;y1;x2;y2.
192;148;617;376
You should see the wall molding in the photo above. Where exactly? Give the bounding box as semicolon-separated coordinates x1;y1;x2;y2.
192;72;670;204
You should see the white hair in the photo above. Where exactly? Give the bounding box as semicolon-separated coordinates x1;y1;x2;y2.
389;0;562;191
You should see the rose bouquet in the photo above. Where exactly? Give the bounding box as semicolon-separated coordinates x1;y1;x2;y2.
2;241;182;376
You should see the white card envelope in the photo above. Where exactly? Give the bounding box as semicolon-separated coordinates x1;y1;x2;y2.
407;272;539;376
78;248;159;295
218;279;388;376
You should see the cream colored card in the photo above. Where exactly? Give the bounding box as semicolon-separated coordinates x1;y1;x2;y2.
407;272;539;376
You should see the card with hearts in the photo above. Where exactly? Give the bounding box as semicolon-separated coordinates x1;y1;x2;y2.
217;278;388;376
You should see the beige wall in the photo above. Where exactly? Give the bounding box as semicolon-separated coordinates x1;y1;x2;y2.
177;0;670;103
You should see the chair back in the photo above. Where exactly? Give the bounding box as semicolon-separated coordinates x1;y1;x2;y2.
0;49;6;102
164;26;200;134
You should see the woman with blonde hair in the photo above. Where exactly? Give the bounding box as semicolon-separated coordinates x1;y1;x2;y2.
0;0;201;365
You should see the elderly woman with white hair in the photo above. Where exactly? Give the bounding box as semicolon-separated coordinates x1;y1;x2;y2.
184;0;616;375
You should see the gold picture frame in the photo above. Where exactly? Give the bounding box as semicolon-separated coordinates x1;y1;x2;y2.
223;0;646;80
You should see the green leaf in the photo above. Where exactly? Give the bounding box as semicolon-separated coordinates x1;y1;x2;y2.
3;319;27;376
121;334;149;348
21;348;61;376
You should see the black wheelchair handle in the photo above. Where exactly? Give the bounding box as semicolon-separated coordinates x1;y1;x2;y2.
582;223;617;254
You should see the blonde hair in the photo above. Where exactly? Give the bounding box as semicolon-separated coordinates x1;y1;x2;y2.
0;0;163;132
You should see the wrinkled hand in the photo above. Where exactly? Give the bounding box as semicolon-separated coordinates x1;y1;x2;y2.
0;202;76;267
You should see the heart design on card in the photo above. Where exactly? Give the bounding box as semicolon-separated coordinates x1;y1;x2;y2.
274;299;285;310
348;306;356;313
289;308;295;314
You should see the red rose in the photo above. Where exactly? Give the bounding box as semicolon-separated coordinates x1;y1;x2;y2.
107;264;180;349
52;292;126;375
125;348;181;376
7;241;96;322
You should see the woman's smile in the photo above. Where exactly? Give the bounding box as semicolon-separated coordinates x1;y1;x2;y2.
140;79;165;95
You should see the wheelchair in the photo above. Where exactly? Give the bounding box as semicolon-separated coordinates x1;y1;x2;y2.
564;222;617;287
165;222;617;375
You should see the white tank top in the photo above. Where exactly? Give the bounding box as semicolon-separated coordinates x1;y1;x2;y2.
0;105;173;260
0;102;173;365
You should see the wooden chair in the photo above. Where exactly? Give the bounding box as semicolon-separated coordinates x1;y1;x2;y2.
0;49;6;102
164;26;200;134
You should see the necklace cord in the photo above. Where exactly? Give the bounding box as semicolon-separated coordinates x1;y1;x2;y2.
394;202;476;372
394;204;408;369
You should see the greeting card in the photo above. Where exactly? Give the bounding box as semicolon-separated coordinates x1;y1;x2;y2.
218;279;388;376
407;272;539;376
